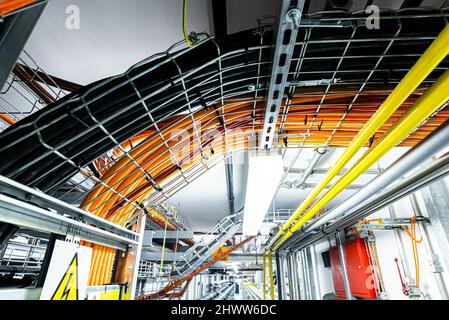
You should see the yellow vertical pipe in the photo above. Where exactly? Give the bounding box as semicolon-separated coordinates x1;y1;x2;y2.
267;23;449;251
268;251;275;300
262;251;267;300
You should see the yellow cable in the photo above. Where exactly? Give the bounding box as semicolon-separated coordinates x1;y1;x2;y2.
183;0;193;48
272;64;449;251
267;24;449;251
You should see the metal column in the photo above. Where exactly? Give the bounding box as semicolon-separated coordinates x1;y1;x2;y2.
130;213;146;300
259;0;305;149
263;251;267;300
286;253;295;299
335;231;352;300
310;245;321;299
268;251;275;300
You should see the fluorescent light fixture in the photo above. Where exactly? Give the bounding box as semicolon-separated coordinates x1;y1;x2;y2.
243;154;284;236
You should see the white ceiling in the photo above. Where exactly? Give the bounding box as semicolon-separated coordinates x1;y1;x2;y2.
23;0;213;85
169;146;411;232
9;0;427;232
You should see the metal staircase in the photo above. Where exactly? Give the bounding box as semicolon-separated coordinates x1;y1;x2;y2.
172;214;241;278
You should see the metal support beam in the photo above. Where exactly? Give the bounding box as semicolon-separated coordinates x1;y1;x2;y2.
268;251;275;300
286;253;294;300
130;214;146;300
259;0;305;149
0;1;46;89
262;251;267;300
143;230;193;243
0;174;138;251
305;246;318;299
335;231;352;300
0;175;138;242
0;193;136;251
0;222;18;252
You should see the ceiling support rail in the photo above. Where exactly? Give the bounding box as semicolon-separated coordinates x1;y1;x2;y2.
259;0;305;150
0;175;138;249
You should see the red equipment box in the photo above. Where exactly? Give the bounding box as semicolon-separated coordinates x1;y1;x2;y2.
329;237;377;299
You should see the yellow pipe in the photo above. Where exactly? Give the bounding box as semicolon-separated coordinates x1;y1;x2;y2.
272;67;449;250
268;251;275;300
266;23;449;251
262;251;267;300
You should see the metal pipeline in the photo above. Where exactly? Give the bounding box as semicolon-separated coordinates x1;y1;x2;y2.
216;283;236;300
267;23;449;251
224;156;235;217
294;148;327;188
272;66;449;250
262;251;267;300
285;149;449;252
268;251;275;300
303;117;449;234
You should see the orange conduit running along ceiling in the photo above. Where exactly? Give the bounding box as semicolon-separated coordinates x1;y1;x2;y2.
81;85;449;286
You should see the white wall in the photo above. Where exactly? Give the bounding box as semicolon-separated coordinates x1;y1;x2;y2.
313;191;449;300
311;240;334;298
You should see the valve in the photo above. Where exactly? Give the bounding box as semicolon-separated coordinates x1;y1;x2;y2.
394;258;408;295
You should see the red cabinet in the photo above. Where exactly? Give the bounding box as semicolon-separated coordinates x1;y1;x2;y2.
329;237;377;299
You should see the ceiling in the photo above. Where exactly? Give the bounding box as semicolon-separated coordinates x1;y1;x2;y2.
3;0;449;232
170;145;410;232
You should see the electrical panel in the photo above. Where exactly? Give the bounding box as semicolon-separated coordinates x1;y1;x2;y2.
329;237;377;300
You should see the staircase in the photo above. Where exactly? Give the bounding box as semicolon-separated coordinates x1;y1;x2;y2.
172;214;241;278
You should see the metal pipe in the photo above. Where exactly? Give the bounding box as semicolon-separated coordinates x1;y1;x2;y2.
286;253;294;300
262;251;267;300
224;156;235;217
296;251;305;299
275;67;449;250
281;255;289;299
268;251;275;300
336;231;352;300
310;245;321;299
267;23;449;251
286;151;449;252
294;148;327;188
292;253;301;300
302;250;311;300
216;283;236;300
303;117;449;234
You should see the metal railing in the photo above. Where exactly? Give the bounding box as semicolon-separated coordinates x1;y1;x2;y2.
0;233;47;274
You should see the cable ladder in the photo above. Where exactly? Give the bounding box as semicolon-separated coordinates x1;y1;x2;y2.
172;214;241;278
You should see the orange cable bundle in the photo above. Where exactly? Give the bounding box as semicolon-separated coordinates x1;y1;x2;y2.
402;217;423;287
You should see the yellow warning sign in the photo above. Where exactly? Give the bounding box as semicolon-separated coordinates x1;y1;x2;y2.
51;253;79;300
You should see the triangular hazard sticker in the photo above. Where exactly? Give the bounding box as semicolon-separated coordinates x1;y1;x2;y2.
51;252;79;300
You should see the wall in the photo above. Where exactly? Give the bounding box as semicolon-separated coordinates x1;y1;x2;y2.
311;240;334;299
312;188;449;300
